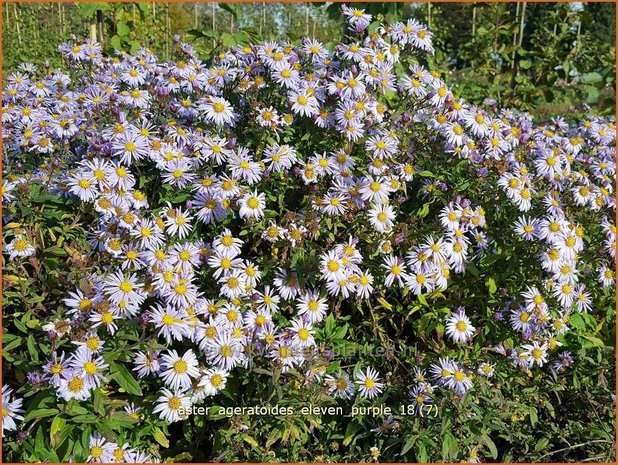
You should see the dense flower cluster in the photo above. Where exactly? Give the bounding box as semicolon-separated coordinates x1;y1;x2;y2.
2;5;615;461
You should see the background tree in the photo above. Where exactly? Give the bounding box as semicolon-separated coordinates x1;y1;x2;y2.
2;2;615;117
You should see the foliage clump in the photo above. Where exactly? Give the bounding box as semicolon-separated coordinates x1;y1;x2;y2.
2;4;615;463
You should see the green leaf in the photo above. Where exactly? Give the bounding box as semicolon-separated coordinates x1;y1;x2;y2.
534;436;550;452
50;416;67;448
221;32;237;48
108;412;139;428
325;314;335;335
581;335;604;347
519;60;532;69
584;85;600;104
129;41;141;55
70;414;99;424
116;21;130;37
442;432;458;460
416;441;428;462
207;405;228;420
242;434;259;449
76;2;110;19
266;427;282;448
482;434;498;459
418;203;430;218
169;451;193;462
486;277;497;294
240;27;261;43
110;362;142;396
376;297;393;311
569;313;585;330
24;408;59;422
343;421;359;446
110;35;123;51
153;427;170;448
26;334;40;362
402;435;416;456
581;72;602;84
529;406;538;426
169;191;191;203
219;3;240;21
3;335;23;352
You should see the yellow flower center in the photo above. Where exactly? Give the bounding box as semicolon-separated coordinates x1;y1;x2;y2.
211;374;223;387
119;281;133;293
327;260;340;272
84;361;98;376
167;396;181;410
247;197;259;209
13;239;29;252
221;345;232;357
173;360;187;374
68;377;84;392
90;446;103;459
51;363;63;375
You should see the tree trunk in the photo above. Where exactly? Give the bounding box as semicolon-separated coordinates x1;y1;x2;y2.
262;2;266;38
511;2;520;67
166;3;170;57
97;9;104;45
90;19;98;42
57;3;61;36
518;2;526;48
13;3;22;46
472;4;476;37
212;2;216;47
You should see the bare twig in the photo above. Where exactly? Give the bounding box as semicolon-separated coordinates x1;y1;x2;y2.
536;439;614;461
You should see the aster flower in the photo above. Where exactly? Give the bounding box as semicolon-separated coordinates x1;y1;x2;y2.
368;203;396;233
198;368;229;396
160;349;200;391
152;388;191;423
58;373;91;401
445;308;475;343
296;289;328;324
520;341;549;368
201;96;236;126
325;372;355;399
1;386;24;437
355;367;384;399
5;235;35;261
87;433;116;463
238;190;266;220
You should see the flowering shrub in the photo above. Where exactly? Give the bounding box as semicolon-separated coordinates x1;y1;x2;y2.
2;5;615;463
